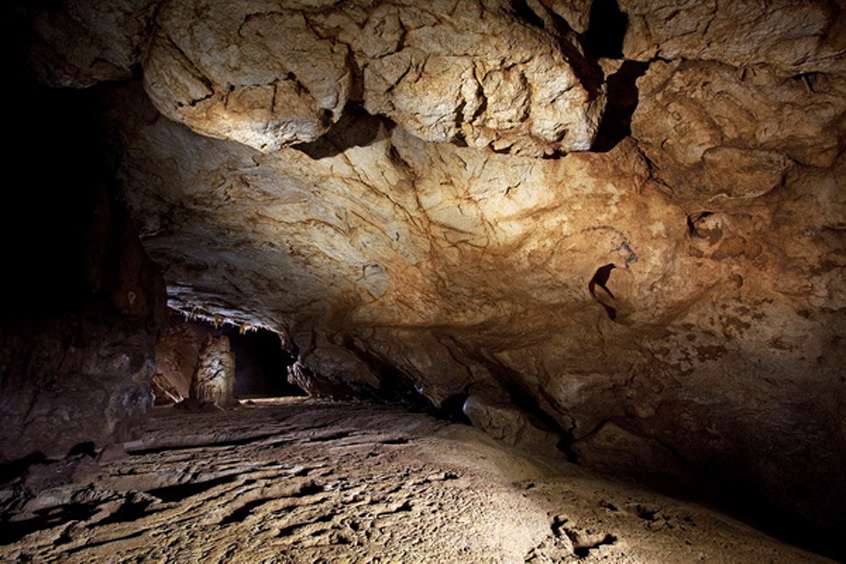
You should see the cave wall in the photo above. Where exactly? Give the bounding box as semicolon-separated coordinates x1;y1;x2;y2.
0;7;167;461
151;319;208;404
14;0;846;552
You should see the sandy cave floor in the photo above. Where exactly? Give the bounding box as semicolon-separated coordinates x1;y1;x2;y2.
0;399;831;563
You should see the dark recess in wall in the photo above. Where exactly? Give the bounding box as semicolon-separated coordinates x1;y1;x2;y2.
219;324;303;398
591;60;649;152
584;0;628;59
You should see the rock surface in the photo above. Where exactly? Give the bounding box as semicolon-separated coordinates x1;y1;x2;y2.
104;75;845;552
0;400;832;563
620;0;846;74
151;319;209;404
11;0;846;558
191;335;236;407
26;0;160;87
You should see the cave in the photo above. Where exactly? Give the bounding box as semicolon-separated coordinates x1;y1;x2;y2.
150;311;303;406
0;0;844;562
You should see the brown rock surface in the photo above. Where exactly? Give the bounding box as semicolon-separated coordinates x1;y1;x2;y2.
0;78;166;462
104;75;845;550
632;60;846;201
0;400;832;563
620;0;846;74
151;319;208;404
191;334;236;407
26;0;160;88
8;0;846;558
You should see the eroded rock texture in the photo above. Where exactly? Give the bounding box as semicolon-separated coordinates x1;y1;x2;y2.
14;0;846;557
0;400;830;563
140;0;605;156
191;335;237;407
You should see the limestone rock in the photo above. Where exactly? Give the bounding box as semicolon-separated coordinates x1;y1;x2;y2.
191;335;236;408
0;192;165;461
632;60;846;201
151;320;209;404
29;0;606;157
15;0;846;553
536;0;592;33
143;0;351;152
352;0;605;156
108;78;846;549
463;394;561;452
620;0;846;74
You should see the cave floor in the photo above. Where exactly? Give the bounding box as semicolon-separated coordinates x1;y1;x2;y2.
0;399;829;563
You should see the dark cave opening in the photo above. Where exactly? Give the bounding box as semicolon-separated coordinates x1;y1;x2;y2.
151;313;304;406
591;60;649;152
584;0;629;60
221;324;304;399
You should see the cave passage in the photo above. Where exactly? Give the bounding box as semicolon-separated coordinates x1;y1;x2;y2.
223;324;304;399
2;0;844;562
151;313;305;407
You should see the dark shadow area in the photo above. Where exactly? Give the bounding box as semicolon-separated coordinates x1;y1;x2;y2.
439;392;472;424
471;354;579;462
1;43;117;318
220;324;303;398
0;452;47;485
686;211;715;237
588;264;617;320
0;503;99;546
544;12;604;101
294;103;391;160
591;60;649;152
584;0;628;59
340;337;437;412
147;475;239;503
510;0;546;30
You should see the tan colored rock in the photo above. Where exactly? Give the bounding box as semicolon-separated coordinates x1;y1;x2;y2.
463;394;561;452
151;320;208;404
620;0;846;74
30;0;606;157
112;86;845;538
139;0;604;156
632;60;846;201
536;0;592;33
352;0;605;156
18;0;839;546
191;335;236;407
143;1;351;152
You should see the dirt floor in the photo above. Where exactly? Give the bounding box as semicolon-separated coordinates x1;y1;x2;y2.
0;399;832;563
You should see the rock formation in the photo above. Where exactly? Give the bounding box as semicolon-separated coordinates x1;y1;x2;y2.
191;334;237;407
3;0;845;558
151;320;209;404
